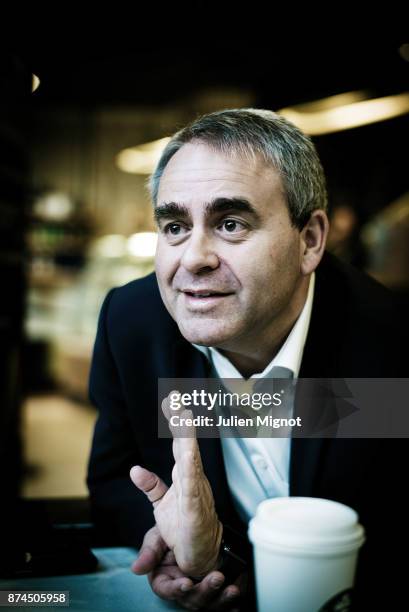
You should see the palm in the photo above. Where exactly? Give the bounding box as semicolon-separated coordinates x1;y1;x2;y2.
149;549;186;583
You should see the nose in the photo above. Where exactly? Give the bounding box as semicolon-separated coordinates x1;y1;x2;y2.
180;230;219;273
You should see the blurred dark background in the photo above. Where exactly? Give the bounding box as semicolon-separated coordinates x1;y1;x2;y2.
0;40;408;564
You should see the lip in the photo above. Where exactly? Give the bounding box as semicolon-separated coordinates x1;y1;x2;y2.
181;289;232;296
181;291;233;311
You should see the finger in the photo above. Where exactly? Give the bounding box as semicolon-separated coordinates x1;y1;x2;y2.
177;571;247;611
169;407;197;442
207;584;242;610
178;442;206;503
172;431;198;469
162;389;181;423
177;571;241;610
129;465;168;507
171;462;180;496
188;570;225;607
163;394;197;455
206;570;247;610
154;571;224;608
172;414;201;466
150;569;194;600
212;571;247;609
131;526;168;575
163;389;197;443
171;441;201;511
160;549;177;567
173;434;211;522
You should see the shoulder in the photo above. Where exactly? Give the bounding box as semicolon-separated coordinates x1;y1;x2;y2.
107;272;164;311
308;252;407;376
102;272;180;344
317;251;401;320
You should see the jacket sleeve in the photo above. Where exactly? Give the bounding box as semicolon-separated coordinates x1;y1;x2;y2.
86;288;155;547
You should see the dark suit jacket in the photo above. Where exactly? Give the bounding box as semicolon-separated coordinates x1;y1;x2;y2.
87;252;407;607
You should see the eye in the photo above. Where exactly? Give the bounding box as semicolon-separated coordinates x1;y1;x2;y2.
163;222;185;236
219;219;246;233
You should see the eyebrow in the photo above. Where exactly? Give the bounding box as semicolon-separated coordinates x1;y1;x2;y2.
154;197;260;224
154;202;190;224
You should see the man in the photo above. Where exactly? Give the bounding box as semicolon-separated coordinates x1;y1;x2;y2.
87;109;407;610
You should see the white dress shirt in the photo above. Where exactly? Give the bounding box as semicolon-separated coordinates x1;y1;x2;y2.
192;273;315;522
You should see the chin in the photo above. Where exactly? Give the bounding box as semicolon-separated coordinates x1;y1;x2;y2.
177;321;234;347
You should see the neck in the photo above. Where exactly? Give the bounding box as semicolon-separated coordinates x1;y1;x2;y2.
219;331;290;378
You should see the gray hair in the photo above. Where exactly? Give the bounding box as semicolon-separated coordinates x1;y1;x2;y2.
149;108;327;229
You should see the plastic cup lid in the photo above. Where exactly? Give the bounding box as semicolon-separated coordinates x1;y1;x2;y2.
248;497;365;555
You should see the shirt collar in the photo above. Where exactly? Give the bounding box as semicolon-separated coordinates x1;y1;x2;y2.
192;272;315;380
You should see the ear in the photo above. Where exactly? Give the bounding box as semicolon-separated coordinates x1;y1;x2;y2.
300;210;329;275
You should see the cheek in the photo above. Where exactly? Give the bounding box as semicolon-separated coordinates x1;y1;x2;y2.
229;240;282;287
155;244;176;280
266;241;301;300
231;234;300;305
269;228;301;267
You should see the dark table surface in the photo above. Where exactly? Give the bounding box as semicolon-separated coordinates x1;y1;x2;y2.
0;547;182;611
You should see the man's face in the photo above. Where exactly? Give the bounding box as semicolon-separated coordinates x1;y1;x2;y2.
154;142;304;353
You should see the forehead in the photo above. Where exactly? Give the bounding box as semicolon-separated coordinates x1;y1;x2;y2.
157;142;284;206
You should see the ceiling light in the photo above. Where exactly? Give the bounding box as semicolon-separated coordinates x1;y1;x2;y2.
127;232;158;258
279;92;409;135
91;235;127;258
116;137;170;174
398;44;409;62
32;74;40;93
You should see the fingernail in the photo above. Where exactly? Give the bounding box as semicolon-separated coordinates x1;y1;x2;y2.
180;583;193;592
211;578;224;588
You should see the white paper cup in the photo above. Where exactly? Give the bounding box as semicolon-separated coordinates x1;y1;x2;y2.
248;497;365;612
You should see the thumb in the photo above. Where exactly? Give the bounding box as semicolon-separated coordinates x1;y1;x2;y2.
131;525;167;575
130;465;168;507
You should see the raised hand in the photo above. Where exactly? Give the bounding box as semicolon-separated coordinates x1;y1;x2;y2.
130;392;222;576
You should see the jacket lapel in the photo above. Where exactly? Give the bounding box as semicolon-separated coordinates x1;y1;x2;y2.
290;253;347;496
290;438;329;496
